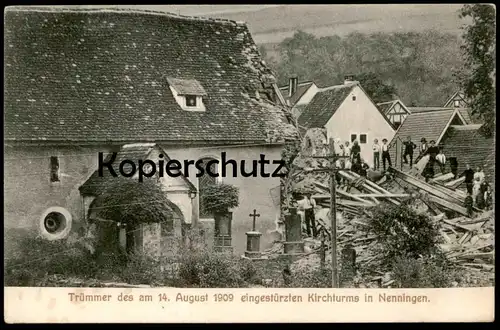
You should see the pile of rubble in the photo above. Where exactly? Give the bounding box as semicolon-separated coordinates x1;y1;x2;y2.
274;158;494;287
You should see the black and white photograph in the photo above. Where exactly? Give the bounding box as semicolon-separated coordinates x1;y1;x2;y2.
4;4;495;295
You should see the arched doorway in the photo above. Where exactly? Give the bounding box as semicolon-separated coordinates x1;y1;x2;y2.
86;197;187;259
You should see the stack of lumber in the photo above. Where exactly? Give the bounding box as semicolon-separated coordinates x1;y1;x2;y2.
388;166;475;216
308;170;410;217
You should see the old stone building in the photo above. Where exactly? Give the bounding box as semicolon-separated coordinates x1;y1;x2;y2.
4;7;296;256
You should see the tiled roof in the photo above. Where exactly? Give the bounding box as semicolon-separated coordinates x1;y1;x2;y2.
408;107;473;124
79;143;196;196
440;125;495;183
4;7;294;144
388;109;464;161
408;107;455;113
297;84;355;128
279;81;314;107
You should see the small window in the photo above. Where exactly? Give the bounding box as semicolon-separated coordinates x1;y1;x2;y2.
454;100;460;107
50;156;60;182
360;134;367;144
352;95;357;101
185;95;197;107
351;134;357;142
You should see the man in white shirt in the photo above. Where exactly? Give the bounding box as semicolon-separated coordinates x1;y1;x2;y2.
297;193;317;238
435;149;446;174
372;138;381;171
474;166;485;184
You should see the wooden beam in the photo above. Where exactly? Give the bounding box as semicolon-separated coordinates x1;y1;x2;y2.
432;173;455;183
427;195;468;217
444;176;465;189
389;167;465;205
339;170;401;205
354;193;410;198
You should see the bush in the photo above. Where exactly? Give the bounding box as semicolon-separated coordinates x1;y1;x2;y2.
367;201;442;264
4;236;99;286
391;254;460;288
176;248;248;288
201;183;239;213
291;267;332;288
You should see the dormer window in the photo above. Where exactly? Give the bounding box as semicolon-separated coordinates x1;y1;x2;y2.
185;95;197;107
167;77;207;111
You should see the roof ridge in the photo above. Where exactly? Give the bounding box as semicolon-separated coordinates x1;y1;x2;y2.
377;100;396;105
318;83;356;92
5;6;242;26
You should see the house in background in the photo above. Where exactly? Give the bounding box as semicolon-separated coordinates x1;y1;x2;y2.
278;77;320;118
444;91;470;109
439;124;495;186
388;108;468;168
4;7;296;257
298;76;396;168
377;99;411;129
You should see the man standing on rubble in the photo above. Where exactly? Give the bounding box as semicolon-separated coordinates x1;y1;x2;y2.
459;163;475;194
298;193;317;238
436;148;447;174
372;138;381;171
402;136;417;168
423;140;440;182
381;138;392;171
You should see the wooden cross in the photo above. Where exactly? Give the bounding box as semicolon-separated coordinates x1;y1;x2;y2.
249;209;260;231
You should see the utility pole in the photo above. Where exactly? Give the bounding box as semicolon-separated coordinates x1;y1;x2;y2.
327;138;338;288
309;137;349;288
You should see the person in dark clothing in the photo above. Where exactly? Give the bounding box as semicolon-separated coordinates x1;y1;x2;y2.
464;193;474;218
449;157;459;178
484;185;493;210
419;138;428;157
459;163;475;194
381;138;392;171
351;153;362;174
402;136;417;167
351;140;361;160
423;140;440;182
359;161;369;178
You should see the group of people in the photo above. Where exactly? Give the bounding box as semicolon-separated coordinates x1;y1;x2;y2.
372;138;392;171
460;164;492;214
334;140;370;179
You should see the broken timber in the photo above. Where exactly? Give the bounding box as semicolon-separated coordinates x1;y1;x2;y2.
389;167;469;216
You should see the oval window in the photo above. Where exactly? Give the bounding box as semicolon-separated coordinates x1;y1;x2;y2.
39;207;72;240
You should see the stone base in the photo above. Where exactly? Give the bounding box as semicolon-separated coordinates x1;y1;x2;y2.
214;245;234;254
244;250;262;259
240;254;268;261
283;241;305;254
214;236;232;247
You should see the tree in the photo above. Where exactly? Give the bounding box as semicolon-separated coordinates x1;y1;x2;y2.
459;4;496;137
357;72;398;104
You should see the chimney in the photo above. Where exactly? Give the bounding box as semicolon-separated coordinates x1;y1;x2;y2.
344;74;355;85
288;75;298;97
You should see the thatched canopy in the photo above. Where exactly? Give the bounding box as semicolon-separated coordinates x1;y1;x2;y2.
88;178;174;226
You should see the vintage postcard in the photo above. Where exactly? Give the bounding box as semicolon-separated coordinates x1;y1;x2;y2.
4;4;495;323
